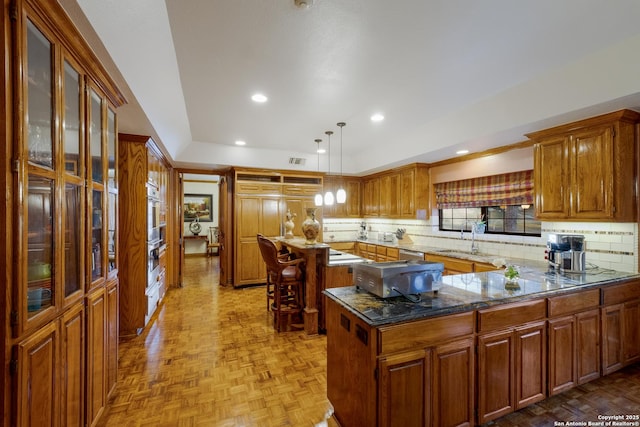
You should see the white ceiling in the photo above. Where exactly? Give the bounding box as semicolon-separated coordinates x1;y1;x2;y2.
65;0;640;175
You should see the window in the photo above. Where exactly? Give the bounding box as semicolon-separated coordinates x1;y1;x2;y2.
439;205;541;237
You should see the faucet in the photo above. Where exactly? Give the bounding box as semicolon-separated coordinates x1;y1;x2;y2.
462;221;479;253
470;223;479;254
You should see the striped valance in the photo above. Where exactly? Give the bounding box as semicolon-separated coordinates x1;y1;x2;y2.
435;170;534;209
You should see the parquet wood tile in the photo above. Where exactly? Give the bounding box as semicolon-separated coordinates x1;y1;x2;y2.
96;257;336;427
98;257;639;427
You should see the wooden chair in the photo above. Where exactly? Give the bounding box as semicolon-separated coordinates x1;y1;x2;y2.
207;227;220;256
257;234;305;332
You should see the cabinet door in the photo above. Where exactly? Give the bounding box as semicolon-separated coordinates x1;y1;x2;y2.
15;321;59;427
534;136;569;219
379;173;400;217
548;316;575;395
602;304;623;375
432;338;474;427
623;299;640;364
576;309;600;384
236;196;281;285
515;322;546;409
400;168;415;218
86;288;107;426
344;179;361;217
106;281;119;397
477;329;515;424
363;177;379;217
60;303;84;427
570;126;613;219
378;349;431;427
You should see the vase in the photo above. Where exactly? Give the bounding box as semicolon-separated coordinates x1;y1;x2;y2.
301;208;320;245
284;209;296;239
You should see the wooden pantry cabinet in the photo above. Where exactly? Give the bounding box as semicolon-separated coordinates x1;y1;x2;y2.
528;109;640;221
3;0;126;424
222;169;323;287
601;280;640;375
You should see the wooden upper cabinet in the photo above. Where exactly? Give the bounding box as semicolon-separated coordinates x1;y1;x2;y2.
528;109;640;222
379;173;401;217
322;176;361;218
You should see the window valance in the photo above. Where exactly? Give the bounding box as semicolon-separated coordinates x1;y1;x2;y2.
435;170;534;209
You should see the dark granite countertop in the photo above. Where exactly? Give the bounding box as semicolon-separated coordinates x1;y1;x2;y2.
323;265;640;327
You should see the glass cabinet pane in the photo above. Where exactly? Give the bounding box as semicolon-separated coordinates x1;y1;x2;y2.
91;189;103;281
107;192;117;273
89;90;103;183
107;108;116;188
63;60;81;175
27;176;54;317
26;21;53;168
64;183;82;296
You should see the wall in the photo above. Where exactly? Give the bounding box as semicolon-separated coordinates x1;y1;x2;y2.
322;147;638;273
183;175;219;255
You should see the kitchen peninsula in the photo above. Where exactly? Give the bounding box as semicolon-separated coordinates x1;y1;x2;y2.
324;266;640;427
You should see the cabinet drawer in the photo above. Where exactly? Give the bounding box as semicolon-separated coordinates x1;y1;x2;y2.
376;246;387;255
378;311;474;355
425;254;474;273
602;280;640;305
478;299;546;333
236;182;281;194
386;247;399;260
367;244;377;253
548;288;599;317
474;262;498;273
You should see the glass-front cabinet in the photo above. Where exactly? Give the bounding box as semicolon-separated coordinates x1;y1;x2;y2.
8;1;125;425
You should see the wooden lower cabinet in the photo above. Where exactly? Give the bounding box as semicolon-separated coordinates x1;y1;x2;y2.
602;299;640;374
61;304;86;427
378;339;474;427
378;349;431;427
86;288;107;426
106;280;119;396
432;338;474;427
548;309;600;395
601;281;640;374
15;321;59;427
477;321;546;424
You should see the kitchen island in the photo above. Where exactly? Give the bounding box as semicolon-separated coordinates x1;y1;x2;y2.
277;237;367;334
324;267;640;427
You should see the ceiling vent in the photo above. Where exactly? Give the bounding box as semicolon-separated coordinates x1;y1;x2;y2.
289;157;306;165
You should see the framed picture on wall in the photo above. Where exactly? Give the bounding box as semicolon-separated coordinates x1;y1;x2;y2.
184;193;213;222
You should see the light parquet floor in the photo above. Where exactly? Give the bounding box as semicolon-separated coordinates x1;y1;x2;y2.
98;256;640;427
97;256;335;427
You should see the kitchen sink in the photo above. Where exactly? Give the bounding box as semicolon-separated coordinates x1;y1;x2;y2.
435;249;490;256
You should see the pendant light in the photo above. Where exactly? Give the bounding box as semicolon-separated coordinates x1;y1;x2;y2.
314;139;323;206
336;122;347;204
324;130;335;206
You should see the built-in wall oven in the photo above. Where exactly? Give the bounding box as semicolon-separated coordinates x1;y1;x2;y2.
148;185;160;243
147;184;161;286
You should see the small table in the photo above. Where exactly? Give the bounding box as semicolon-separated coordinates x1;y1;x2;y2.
184;235;209;255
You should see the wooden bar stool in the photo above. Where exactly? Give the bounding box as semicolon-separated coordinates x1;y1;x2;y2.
257;234;305;332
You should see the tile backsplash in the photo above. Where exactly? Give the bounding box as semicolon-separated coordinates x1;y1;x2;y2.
322;216;638;273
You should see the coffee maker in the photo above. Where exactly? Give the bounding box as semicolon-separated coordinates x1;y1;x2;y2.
546;233;586;273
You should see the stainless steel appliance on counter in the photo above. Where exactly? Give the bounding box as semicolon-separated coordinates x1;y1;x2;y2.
546;233;586;273
353;260;444;299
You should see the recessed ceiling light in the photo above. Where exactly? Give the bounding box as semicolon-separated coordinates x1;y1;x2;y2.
251;93;268;103
317;148;326;154
235;140;246;146
371;113;385;122
456;149;469;155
